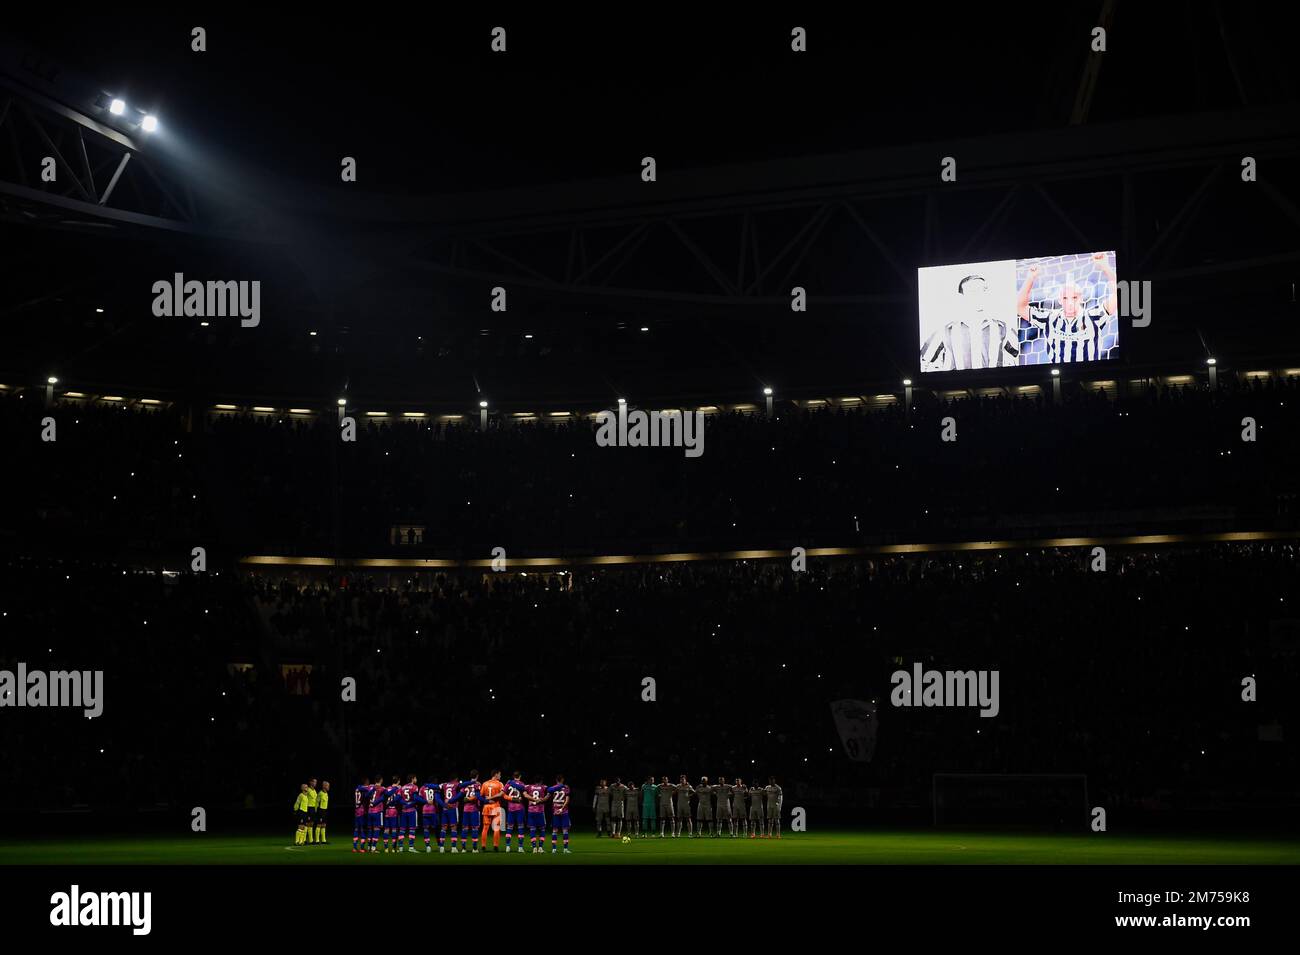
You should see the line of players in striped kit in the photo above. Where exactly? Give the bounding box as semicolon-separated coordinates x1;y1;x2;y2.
593;775;784;838
353;771;577;855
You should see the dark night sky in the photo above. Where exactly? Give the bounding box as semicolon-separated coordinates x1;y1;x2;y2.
10;6;1294;196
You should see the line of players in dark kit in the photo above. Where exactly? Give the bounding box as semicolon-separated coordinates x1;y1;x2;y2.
351;771;576;854
593;775;785;838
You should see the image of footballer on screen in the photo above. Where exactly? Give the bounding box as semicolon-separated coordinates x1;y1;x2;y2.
1015;251;1119;365
917;260;1021;372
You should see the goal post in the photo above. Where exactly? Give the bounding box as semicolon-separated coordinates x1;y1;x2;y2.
932;773;1089;830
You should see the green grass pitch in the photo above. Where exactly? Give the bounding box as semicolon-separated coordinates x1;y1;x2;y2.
3;831;1298;864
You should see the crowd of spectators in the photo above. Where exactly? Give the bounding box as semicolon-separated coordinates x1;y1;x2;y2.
1;374;1297;559
4;543;1295;824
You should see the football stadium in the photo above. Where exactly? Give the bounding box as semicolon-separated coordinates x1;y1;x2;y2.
2;5;1299;937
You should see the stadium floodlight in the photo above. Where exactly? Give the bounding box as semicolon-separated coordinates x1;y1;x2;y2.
1050;368;1060;376
763;387;773;396
1206;357;1217;365
140;114;158;133
109;98;126;115
479;400;488;408
337;398;346;406
95;308;104;314
47;376;58;385
640;326;649;332
903;378;912;387
617;397;626;405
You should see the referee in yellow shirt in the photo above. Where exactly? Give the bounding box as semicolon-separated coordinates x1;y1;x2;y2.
293;783;310;845
305;779;319;843
315;781;330;845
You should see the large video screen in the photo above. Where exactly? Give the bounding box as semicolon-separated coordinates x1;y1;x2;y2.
917;251;1119;373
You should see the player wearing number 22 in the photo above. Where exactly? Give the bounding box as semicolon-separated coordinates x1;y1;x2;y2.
547;776;572;854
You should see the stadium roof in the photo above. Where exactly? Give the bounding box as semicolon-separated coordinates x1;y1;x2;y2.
3;7;1300;403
